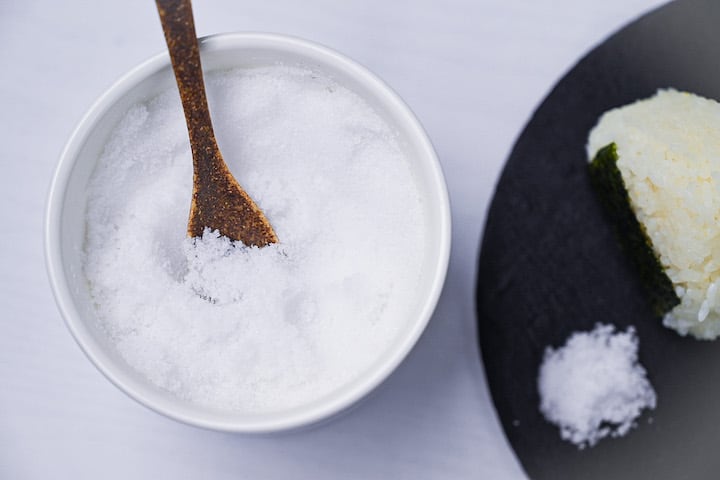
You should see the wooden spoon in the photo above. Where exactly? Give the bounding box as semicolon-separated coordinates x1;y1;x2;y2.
156;0;278;246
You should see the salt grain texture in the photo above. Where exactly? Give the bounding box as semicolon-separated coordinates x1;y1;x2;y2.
83;66;426;413
537;324;656;448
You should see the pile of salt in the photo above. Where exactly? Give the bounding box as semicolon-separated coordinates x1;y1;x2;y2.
83;65;426;413
537;324;656;448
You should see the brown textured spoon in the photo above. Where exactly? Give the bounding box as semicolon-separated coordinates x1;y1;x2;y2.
156;0;278;246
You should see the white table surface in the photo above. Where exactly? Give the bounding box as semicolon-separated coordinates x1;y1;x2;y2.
0;0;667;478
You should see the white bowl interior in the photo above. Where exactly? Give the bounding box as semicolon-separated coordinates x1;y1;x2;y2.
46;33;450;432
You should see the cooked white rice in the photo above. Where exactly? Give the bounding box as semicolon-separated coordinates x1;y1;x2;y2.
588;89;720;340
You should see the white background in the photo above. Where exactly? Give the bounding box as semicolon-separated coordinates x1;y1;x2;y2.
0;0;666;478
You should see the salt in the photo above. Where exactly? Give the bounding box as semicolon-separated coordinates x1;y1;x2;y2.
83;65;426;413
537;324;656;448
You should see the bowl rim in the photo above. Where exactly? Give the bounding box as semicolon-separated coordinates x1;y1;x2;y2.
44;31;451;433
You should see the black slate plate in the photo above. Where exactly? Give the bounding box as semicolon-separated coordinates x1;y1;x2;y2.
476;1;720;479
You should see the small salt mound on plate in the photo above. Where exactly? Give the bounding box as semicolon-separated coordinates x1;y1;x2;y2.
537;324;656;448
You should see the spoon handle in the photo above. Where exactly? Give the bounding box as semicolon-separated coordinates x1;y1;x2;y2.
156;0;219;162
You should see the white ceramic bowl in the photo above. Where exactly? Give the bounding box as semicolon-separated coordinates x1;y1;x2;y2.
45;33;451;433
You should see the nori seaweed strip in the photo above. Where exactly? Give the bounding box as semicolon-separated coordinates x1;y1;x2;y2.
588;143;680;316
